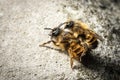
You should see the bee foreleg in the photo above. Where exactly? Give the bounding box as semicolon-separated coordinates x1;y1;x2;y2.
40;40;63;52
41;45;62;52
39;40;52;46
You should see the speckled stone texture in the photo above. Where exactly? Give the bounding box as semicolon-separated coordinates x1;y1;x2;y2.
0;0;120;80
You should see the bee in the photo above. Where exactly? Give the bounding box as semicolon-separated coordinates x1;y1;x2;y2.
64;20;103;49
40;23;87;68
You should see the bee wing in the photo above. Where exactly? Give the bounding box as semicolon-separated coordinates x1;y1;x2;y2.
89;30;103;41
76;20;103;41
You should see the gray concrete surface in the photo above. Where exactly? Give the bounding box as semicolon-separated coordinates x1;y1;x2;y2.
0;0;120;80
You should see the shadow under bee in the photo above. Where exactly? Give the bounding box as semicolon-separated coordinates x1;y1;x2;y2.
73;51;120;80
42;45;120;79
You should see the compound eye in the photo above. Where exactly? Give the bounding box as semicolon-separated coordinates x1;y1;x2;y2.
65;21;74;29
52;28;61;36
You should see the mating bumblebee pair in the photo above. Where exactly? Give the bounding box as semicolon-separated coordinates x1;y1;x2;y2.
40;20;102;68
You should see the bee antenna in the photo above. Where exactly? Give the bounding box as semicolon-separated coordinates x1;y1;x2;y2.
58;22;68;28
44;28;53;30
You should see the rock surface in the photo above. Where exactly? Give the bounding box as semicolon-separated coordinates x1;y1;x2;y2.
0;0;120;80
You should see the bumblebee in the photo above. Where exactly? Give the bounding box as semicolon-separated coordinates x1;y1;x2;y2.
64;20;103;49
40;23;87;68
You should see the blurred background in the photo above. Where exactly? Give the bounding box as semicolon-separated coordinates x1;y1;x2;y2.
0;0;120;80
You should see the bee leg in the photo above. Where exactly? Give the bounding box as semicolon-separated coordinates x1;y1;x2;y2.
70;57;74;69
80;45;87;62
40;40;63;52
82;43;88;52
39;40;52;46
80;53;84;62
68;49;74;69
40;40;57;46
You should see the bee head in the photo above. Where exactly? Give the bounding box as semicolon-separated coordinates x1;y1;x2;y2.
50;27;61;36
44;27;62;37
64;21;74;29
44;22;70;37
